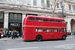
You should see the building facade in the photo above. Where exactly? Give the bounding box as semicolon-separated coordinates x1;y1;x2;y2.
0;0;75;32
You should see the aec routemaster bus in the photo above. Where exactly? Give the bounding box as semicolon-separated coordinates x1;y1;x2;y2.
23;15;67;41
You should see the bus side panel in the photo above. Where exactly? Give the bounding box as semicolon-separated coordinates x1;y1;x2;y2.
24;27;35;40
55;32;62;39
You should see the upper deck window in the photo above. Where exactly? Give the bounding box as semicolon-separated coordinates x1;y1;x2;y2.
43;19;49;22
50;19;55;22
28;17;35;21
56;20;60;23
61;20;65;23
36;18;42;21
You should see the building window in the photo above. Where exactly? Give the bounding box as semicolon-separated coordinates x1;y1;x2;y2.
10;0;15;4
57;3;59;8
17;0;22;4
69;5;71;11
47;0;50;8
27;0;31;5
0;12;3;19
10;13;13;19
60;2;62;8
33;0;37;6
18;14;21;20
0;0;4;2
9;13;22;20
73;5;75;11
41;0;44;7
14;14;17;19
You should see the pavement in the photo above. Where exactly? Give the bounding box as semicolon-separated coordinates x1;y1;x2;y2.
0;37;23;41
0;35;75;41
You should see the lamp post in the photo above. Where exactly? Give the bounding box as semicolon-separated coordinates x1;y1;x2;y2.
62;0;66;19
62;1;64;19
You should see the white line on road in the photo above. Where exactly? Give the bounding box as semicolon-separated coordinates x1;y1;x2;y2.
54;44;75;49
6;47;39;50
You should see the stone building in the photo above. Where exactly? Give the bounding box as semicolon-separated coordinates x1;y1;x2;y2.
0;0;75;32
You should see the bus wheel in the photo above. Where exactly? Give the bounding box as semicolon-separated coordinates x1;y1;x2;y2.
62;35;66;40
36;35;42;41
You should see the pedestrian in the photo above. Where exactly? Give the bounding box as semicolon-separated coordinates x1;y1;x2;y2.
74;31;75;35
0;31;2;39
11;31;13;37
7;30;11;38
20;30;23;38
12;30;15;39
17;31;19;38
15;30;18;38
9;30;11;36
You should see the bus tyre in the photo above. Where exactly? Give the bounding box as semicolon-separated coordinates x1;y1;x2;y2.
36;35;42;41
62;35;66;40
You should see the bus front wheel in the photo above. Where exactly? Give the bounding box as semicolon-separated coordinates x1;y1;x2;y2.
62;35;66;40
36;35;42;41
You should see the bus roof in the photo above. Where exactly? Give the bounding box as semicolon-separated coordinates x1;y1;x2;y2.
26;15;64;20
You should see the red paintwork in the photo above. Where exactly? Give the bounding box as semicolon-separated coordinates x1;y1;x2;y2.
23;15;67;40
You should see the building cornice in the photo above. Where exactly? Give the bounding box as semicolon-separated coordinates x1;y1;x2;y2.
65;0;75;4
1;2;75;17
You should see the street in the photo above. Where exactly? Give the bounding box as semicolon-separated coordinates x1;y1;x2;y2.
0;35;75;50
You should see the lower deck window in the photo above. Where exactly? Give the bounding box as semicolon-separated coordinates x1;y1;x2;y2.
56;29;61;32
62;28;66;32
64;28;66;32
43;29;49;32
36;28;42;32
50;29;55;32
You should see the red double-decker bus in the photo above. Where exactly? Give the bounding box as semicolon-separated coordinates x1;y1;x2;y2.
23;15;67;41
